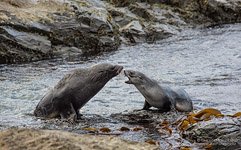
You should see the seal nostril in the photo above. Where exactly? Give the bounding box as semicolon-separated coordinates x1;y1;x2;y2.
124;70;128;76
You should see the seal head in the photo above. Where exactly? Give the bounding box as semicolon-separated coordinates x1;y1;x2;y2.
124;70;151;85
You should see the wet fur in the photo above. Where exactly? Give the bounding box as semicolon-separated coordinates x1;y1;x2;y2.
124;70;193;112
34;63;123;121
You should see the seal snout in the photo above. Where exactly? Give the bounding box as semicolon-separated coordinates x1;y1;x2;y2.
124;70;130;76
114;65;123;75
34;106;45;117
124;70;133;84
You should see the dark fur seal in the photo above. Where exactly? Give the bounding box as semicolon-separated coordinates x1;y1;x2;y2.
34;63;123;121
124;70;193;112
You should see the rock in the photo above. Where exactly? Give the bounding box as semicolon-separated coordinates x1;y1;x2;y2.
70;0;120;54
182;117;241;150
127;3;179;43
0;0;120;63
108;2;180;44
119;20;146;43
0;1;69;63
167;0;241;25
129;3;156;22
0;128;160;150
111;109;187;124
107;0;135;7
107;0;167;7
199;0;241;24
111;109;241;149
0;25;53;63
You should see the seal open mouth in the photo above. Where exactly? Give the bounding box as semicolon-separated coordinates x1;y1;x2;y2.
124;70;133;84
115;65;123;75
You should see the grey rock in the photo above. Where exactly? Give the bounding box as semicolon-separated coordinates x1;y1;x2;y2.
183;117;241;150
168;0;241;25
0;25;53;63
199;0;241;24
0;128;161;150
111;109;187;124
0;0;120;63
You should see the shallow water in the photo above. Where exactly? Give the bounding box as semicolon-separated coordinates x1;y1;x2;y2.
0;23;241;143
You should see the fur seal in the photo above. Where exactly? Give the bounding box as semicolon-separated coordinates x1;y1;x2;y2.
124;70;193;112
34;63;123;121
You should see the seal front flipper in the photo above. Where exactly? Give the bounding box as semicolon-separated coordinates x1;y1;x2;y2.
158;97;172;113
174;89;193;112
75;111;83;120
142;100;151;110
59;103;77;123
174;98;193;112
133;100;151;112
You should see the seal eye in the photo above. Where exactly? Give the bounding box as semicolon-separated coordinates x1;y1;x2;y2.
138;76;143;80
98;70;105;73
110;66;115;70
129;71;134;77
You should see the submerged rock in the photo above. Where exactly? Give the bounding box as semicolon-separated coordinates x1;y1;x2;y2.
0;128;160;150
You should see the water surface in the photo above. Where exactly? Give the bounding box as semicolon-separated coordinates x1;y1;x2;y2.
0;23;241;134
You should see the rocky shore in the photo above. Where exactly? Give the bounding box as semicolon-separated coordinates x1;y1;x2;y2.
1;109;240;149
1;0;241;63
0;128;160;150
183;117;241;149
112;109;241;149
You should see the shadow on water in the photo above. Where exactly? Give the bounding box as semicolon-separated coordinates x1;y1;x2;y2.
0;23;241;148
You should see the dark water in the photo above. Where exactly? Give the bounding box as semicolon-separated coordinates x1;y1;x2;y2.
0;23;241;143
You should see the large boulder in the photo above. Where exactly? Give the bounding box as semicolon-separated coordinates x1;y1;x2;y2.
0;0;120;63
108;2;181;44
182;117;241;149
199;0;241;24
111;109;185;124
167;0;241;25
0;128;160;150
112;109;241;149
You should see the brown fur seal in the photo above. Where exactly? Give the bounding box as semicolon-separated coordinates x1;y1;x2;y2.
124;70;193;112
34;63;123;121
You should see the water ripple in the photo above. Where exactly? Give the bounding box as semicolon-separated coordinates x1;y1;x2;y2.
1;23;241;128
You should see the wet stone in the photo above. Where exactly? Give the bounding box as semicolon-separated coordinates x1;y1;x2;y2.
111;109;188;124
183;117;241;150
0;0;120;63
0;128;161;150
